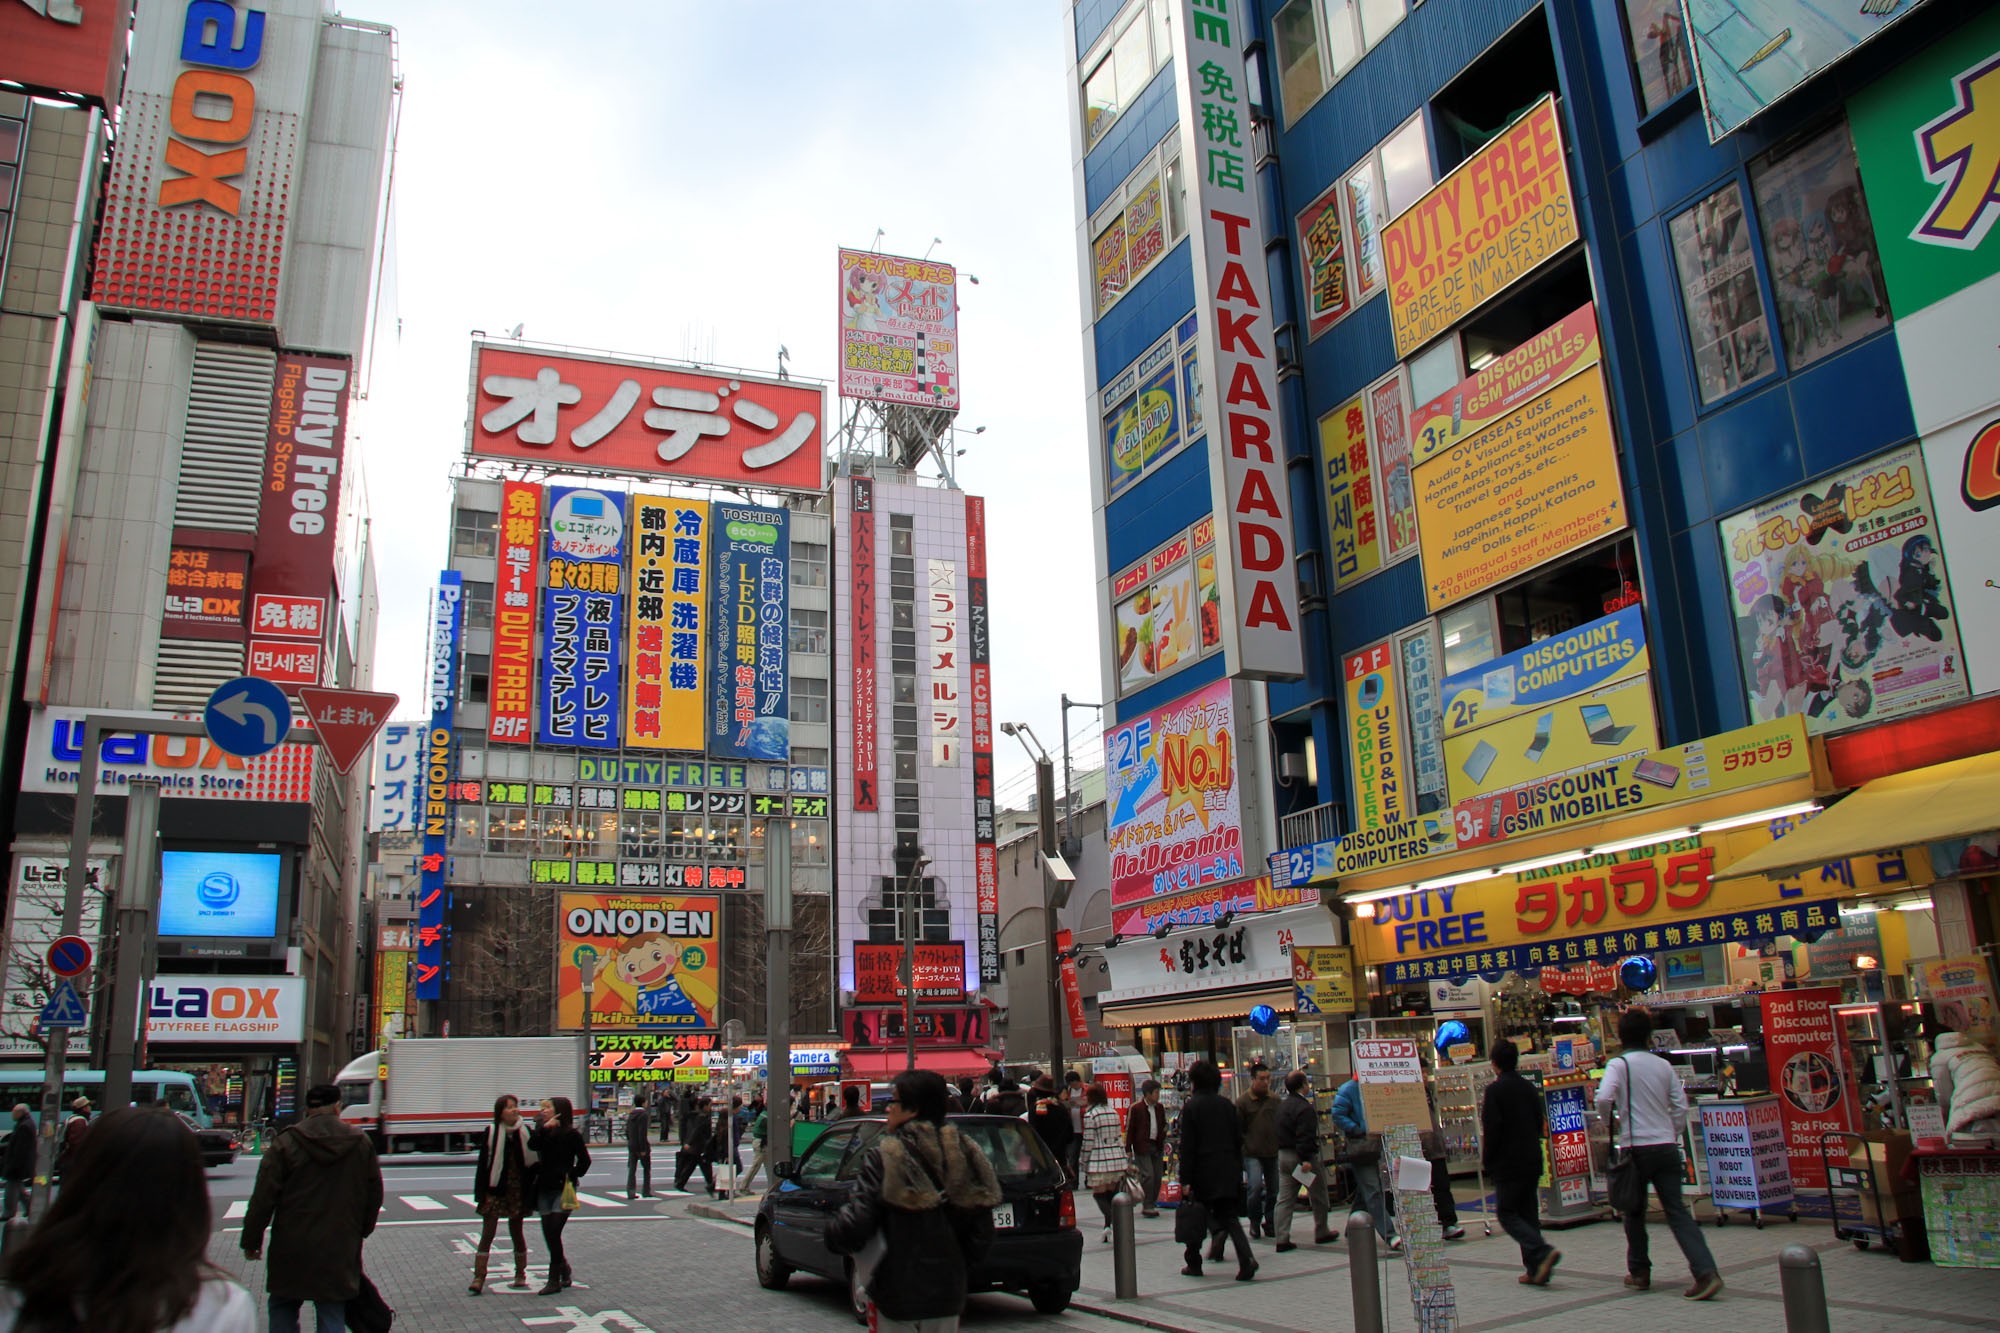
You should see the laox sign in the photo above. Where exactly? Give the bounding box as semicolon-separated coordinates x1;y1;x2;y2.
160;1;270;214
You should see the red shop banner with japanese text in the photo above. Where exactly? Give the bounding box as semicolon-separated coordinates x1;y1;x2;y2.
1056;928;1091;1042
1761;986;1857;1189
248;352;351;689
489;481;540;743
468;343;825;492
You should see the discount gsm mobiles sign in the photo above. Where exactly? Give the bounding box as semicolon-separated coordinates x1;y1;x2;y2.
90;0;319;322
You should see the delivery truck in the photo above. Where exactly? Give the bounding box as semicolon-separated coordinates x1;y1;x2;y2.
336;1036;588;1152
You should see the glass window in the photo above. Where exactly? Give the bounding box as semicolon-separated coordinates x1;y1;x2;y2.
454;806;482;844
890;528;913;557
1092;208;1130;317
1358;0;1406;49
461;652;489;707
0;118;22;160
791;540;829;588
709;817;746;863
792;819;829;867
662;814;696;862
1618;0;1694;118
792;746;829;770
1164;149;1186;242
1396;622;1450;819
1750;120;1890;371
789;607;829;655
1345;160;1384;299
1379;115;1432;219
1407;336;1460;408
1668;182;1776;405
790;676;828;725
796;1125;858;1183
486;804;532;854
460;580;494;632
1083;53;1120;150
1273;0;1326;124
1325;0;1361;76
1110;13;1152;121
1439;601;1498;677
620;809;662;859
1149;0;1171;75
451;507;496;559
894;751;917;781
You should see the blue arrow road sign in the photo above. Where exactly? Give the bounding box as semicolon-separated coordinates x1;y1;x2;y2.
204;675;294;759
39;978;87;1029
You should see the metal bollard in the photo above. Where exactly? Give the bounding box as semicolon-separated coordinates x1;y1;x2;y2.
1110;1191;1139;1300
1;1217;29;1256
1779;1245;1830;1333
1347;1208;1382;1333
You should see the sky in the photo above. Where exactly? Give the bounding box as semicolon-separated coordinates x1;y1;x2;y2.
348;1;1107;808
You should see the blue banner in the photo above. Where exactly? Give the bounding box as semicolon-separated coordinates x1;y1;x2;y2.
415;570;462;1001
1439;604;1649;738
539;486;625;749
708;503;790;761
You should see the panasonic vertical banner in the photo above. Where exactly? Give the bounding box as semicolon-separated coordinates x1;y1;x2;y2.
1170;0;1304;680
967;495;999;984
415;571;462;1001
489;481;540;743
709;503;790;761
850;477;878;811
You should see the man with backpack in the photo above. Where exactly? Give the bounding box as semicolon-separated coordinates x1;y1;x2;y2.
53;1097;91;1184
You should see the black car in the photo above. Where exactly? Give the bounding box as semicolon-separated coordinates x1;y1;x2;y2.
754;1113;1083;1321
174;1112;240;1167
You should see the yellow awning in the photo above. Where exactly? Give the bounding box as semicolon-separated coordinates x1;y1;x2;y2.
1098;985;1296;1029
1718;750;2000;882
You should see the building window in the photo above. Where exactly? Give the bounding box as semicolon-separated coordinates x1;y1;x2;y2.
789;607;829;655
1081;0;1173;151
0;113;23;262
709;817;746;863
1091;135;1186;319
791;539;829;588
1668;181;1777;406
461;652;489;707
1296;114;1431;340
460;579;494;632
791;819;830;867
1749;119;1890;372
791;745;829;771
485;804;533;854
890;528;913;557
790;676;828;725
620;809;662;860
1616;0;1694;119
1273;0;1326;125
662;814;698;862
451;507;497;559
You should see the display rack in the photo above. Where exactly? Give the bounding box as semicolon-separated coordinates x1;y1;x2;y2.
1385;1122;1457;1333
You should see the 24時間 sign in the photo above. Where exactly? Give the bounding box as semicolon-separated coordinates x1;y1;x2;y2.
1170;0;1304;680
627;495;708;751
469;343;825;492
541;487;625;749
416;572;462;1000
708;503;789;761
489;482;540;743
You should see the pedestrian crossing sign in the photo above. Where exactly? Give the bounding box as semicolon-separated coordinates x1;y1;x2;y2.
39;979;87;1029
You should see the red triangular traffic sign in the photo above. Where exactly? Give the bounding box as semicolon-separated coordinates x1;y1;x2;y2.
295;687;401;774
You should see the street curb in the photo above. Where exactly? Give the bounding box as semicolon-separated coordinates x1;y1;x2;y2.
688;1202;755;1227
1069;1299;1216;1333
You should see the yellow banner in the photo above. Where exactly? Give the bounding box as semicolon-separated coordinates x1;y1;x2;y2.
1319;394;1381;590
1344;640;1408;831
1293;945;1358;1014
628;495;708;750
1444;674;1660;806
1411;303;1601;465
375;950;408;1039
1414;363;1626;613
1383;96;1579;359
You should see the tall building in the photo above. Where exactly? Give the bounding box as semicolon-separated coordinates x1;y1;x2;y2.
0;0;397;1115
1066;0;1998;1108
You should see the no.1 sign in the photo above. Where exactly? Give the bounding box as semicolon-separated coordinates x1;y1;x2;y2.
46;935;92;978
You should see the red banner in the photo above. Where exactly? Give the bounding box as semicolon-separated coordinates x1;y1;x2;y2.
247;354;350;674
852;942;967;1004
1056;928;1090;1042
162;545;248;641
489;481;540;743
968;494;998;984
0;0;132;105
850;477;877;811
1761;986;1858;1189
1098;1071;1135;1130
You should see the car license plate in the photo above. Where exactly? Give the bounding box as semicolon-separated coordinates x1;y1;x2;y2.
992;1202;1015;1230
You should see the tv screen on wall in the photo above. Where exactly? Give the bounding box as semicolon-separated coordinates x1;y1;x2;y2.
158;851;282;939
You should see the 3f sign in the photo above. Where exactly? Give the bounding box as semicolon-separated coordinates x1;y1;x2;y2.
161;1;269;214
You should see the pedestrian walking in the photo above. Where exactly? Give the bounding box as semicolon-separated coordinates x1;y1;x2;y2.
1079;1084;1127;1241
825;1070;1002;1332
954;1076;977;1113
740;1098;770;1193
1331;1075;1398;1250
835;1084;866;1120
986;1078;1026;1116
675;1095;716;1193
1597;1009;1723;1300
625;1093;653;1199
52;1098;89;1183
529;1095;591;1296
1027;1076;1074;1181
1273;1071;1335;1250
468;1094;538;1295
240;1085;384;1333
1175;1060;1256;1281
1482;1040;1559;1285
0;1107;257;1332
2;1106;34;1222
1420;1082;1468;1239
1235;1062;1279;1238
1124;1080;1167;1217
1062;1071;1085;1185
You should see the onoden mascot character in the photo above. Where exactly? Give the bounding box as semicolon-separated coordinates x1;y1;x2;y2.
592;934;719;1026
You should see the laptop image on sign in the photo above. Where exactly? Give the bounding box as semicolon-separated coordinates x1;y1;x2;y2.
1580;703;1636;746
1461;739;1499;786
1524;712;1555;762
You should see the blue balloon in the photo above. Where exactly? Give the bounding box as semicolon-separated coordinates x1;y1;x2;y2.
1248;1004;1280;1035
1433;1019;1470;1053
1618;955;1658;992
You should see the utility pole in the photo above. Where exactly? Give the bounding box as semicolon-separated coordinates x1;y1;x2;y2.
899;852;929;1074
1058;695;1102;860
764;814;793;1171
1035;758;1062;1074
101;779;162;1112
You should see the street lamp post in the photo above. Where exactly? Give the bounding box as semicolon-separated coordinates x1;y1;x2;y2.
576;944;599;1113
1000;723;1066;1073
1059;695;1103;859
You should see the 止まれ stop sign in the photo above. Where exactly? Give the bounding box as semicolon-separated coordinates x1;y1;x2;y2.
46;935;92;978
294;687;400;774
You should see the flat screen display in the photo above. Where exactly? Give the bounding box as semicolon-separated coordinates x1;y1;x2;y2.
158;851;282;939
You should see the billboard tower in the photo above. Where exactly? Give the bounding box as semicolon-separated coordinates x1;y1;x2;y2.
834;249;962;480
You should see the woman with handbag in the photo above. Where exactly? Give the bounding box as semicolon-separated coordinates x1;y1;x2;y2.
1596;1008;1722;1300
1079;1084;1127;1241
529;1097;591;1296
468;1094;538;1295
1174;1061;1256;1281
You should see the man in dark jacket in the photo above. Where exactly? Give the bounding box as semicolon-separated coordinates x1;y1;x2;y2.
1273;1071;1334;1249
1235;1062;1280;1238
827;1069;1002;1331
1124;1080;1167;1217
2;1104;35;1220
674;1095;715;1193
1027;1076;1073;1178
241;1084;384;1333
1482;1040;1559;1285
1177;1060;1255;1280
626;1093;653;1199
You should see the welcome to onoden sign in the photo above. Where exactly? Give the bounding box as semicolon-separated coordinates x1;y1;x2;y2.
1170;0;1304;681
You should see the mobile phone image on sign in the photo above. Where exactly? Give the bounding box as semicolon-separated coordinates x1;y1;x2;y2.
1580;703;1636;746
1461;740;1499;785
1633;757;1682;789
1524;713;1554;762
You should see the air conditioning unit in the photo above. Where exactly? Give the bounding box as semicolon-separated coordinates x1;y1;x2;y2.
1278;751;1310;781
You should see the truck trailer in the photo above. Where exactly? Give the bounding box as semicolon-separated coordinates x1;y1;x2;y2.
337;1037;588;1152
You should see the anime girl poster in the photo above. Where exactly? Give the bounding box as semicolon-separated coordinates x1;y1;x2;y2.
557;893;721;1031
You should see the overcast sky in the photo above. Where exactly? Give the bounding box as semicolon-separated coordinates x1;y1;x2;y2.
350;1;1105;805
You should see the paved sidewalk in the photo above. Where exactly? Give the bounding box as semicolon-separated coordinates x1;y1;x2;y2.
688;1191;1997;1332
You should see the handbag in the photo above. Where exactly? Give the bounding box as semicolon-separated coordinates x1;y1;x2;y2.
345;1272;394;1333
1173;1197;1210;1245
560;1179;579;1212
1344;1133;1382;1167
1604;1056;1645;1215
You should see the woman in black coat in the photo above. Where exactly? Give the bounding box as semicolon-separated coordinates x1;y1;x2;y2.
528;1096;591;1295
468;1094;539;1295
1177;1060;1256;1280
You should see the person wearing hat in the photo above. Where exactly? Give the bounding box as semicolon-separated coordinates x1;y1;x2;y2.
53;1098;91;1184
241;1084;384;1333
1027;1075;1074;1181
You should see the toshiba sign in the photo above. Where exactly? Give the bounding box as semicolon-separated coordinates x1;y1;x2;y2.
89;0;321;322
1168;0;1304;680
147;975;305;1043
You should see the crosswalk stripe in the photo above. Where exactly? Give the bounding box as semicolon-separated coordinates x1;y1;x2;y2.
401;1195;447;1211
453;1195;478;1207
572;1191;622;1208
224;1200;248;1220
